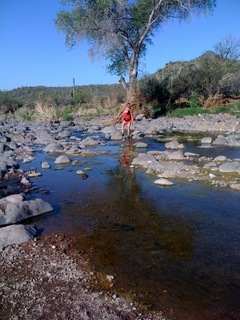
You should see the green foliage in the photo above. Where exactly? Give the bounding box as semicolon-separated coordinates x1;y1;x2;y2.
74;90;90;105
214;101;240;116
189;92;202;109
0;90;23;113
55;0;216;99
139;76;170;104
13;107;35;121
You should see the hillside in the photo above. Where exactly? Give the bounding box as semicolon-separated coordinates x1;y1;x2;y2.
1;51;240;113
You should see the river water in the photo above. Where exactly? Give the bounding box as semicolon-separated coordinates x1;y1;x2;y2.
22;135;240;320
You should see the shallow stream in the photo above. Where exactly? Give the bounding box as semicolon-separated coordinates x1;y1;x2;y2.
22;135;240;320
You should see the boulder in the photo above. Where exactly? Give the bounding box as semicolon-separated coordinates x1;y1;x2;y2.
165;140;184;149
79;137;100;148
43;143;64;153
54;155;71;164
0;224;39;250
218;161;240;173
41;161;51;169
212;135;227;145
0;196;54;227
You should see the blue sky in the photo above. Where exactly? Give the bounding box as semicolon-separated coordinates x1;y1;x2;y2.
0;0;239;91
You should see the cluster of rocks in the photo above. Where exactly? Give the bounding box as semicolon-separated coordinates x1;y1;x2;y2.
0;113;240;319
1;114;240;249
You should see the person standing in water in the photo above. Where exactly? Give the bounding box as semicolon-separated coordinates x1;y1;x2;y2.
117;104;133;138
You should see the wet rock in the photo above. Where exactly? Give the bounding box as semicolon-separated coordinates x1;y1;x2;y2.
134;142;148;148
27;168;42;177
154;178;174;186
41;161;51;169
165;140;185;149
76;169;85;175
54;155;71;164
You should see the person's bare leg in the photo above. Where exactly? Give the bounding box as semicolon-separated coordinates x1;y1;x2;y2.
122;122;125;135
127;123;131;136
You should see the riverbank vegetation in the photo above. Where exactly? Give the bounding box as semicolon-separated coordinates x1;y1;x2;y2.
1;47;240;122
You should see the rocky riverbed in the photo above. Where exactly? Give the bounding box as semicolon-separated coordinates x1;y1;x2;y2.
0;113;240;319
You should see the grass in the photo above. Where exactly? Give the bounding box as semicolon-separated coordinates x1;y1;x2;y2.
168;107;210;117
8;99;240;122
168;101;240;118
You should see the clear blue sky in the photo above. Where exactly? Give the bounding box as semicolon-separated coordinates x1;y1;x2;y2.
0;0;239;91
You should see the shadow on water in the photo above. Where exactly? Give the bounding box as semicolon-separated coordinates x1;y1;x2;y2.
22;137;240;320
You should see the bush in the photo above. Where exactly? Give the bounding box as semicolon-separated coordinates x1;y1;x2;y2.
189;92;202;108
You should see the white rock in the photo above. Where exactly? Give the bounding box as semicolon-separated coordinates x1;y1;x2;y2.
154;178;174;186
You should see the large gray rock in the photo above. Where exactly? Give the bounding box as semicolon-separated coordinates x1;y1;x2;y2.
0;224;39;250
54;155;71;164
165;150;185;160
101;126;119;134
79;137;100;148
212;135;227;145
165;140;184;149
43;143;65;153
0;195;54;227
35;131;56;144
218;161;240;173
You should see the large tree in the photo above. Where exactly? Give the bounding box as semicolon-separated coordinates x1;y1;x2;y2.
55;0;216;104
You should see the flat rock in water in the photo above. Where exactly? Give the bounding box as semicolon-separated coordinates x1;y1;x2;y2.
154;178;175;186
134;142;148;148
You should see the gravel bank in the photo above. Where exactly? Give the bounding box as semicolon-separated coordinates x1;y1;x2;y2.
0;233;166;320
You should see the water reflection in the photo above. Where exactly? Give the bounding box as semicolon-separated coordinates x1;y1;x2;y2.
21;137;240;320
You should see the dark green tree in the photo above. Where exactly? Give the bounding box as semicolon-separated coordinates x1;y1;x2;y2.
55;0;216;105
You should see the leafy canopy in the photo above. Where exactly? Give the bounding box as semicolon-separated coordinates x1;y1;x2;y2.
55;0;216;82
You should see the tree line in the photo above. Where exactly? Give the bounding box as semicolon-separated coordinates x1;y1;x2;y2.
1;49;239;117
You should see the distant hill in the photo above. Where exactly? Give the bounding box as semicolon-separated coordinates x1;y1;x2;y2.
2;83;125;105
1;51;240;111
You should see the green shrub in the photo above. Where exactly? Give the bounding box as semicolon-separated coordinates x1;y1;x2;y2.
189;92;202;109
13;107;35;121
